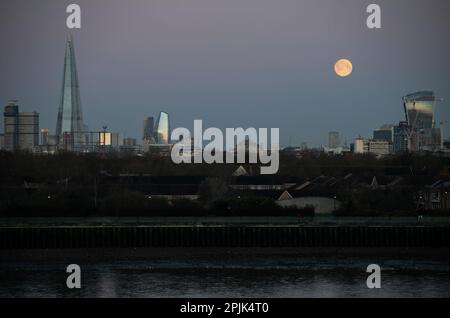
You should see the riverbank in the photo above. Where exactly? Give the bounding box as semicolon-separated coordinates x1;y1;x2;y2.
2;247;450;262
2;216;450;226
1;223;449;249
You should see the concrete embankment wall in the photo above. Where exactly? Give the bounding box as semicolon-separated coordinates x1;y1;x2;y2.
1;225;450;249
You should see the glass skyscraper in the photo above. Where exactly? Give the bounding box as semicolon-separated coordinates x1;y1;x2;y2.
402;91;441;151
403;91;435;130
154;111;170;144
56;35;85;149
143;117;154;141
3;101;19;151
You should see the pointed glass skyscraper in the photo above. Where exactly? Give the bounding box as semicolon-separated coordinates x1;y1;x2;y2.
154;111;170;144
56;35;85;149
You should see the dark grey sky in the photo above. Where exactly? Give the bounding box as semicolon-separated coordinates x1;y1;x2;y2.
1;0;449;146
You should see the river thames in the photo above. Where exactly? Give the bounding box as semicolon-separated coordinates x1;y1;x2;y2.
0;248;449;298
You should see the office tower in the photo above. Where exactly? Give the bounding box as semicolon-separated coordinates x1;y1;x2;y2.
56;35;85;150
143;117;154;141
154;111;170;144
3;100;19;151
354;137;369;154
328;131;340;149
354;137;392;156
402;91;441;151
3;101;39;151
393;121;409;153
18;112;39;151
111;133;123;148
403;91;434;130
99;132;112;146
373;124;393;142
41;129;50;145
368;140;392;156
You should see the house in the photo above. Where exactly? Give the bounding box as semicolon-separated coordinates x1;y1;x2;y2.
275;189;340;214
423;180;450;210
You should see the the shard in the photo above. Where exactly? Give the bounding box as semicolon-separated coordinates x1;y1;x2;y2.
56;35;85;149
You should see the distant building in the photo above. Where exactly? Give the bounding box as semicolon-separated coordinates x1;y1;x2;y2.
55;35;85;150
368;139;392;156
154;111;170;144
143;117;154;142
402;91;441;152
146;144;173;157
37;129;57;154
18;112;39;151
393;121;409;153
328;131;340;149
123;137;137;147
41;128;50;145
120;137;143;154
0;134;4;150
354;138;369;154
3;101;19;151
3;101;39;151
373;124;393;142
111;133;123;148
444;140;450;150
300;142;308;150
354;137;392;156
99;132;112;146
323;146;344;155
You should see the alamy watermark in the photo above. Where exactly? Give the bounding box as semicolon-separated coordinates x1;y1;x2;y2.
66;264;81;289
171;120;280;175
366;264;381;289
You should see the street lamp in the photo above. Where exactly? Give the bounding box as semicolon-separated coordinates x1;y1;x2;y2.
444;191;448;209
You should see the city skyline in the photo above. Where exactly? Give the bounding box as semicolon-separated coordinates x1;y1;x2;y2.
0;0;449;147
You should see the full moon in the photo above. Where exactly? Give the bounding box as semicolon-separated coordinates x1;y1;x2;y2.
334;59;353;77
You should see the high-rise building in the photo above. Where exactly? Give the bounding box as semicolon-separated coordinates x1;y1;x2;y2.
328;131;340;149
143;117;154;141
99;132;112;146
3;101;19;151
56;35;85;150
3;101;39;151
18;112;39;151
402;91;441;152
154;111;170;144
373;124;393;142
403;91;434;130
111;133;123;148
393;121;409;153
41;128;50;146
